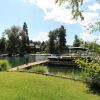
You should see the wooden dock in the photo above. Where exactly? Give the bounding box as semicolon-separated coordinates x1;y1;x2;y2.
8;60;48;71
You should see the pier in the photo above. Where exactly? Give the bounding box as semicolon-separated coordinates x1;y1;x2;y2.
9;60;48;71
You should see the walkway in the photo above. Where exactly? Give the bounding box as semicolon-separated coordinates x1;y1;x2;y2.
9;60;48;71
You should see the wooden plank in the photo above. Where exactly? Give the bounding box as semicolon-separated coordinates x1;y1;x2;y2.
8;60;48;71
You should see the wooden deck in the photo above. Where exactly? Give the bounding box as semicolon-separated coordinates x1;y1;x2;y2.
8;60;48;71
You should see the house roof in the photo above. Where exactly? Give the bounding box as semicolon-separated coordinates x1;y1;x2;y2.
68;47;88;51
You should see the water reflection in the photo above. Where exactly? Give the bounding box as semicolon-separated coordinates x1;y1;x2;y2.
0;54;47;67
47;65;80;74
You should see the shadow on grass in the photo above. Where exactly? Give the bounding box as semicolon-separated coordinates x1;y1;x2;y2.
85;88;100;96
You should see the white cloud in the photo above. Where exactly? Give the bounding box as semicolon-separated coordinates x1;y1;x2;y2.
80;33;100;44
22;0;77;24
31;32;49;42
84;0;91;3
44;7;77;24
22;0;36;4
81;11;99;26
23;0;99;26
88;3;100;12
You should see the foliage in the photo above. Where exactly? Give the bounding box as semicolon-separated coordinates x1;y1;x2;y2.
82;41;100;59
21;22;29;54
75;58;100;92
58;25;66;53
48;25;67;54
48;31;56;53
87;20;100;33
55;0;84;20
73;35;81;47
40;41;49;53
0;72;100;100
29;65;48;74
0;60;11;71
0;37;6;53
2;22;30;56
4;25;22;56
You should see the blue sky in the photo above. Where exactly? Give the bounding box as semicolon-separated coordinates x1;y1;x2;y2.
0;0;100;45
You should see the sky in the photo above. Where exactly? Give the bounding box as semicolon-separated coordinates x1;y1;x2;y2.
0;0;100;45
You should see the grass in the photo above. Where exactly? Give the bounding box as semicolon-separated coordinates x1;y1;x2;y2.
29;65;48;74
0;72;100;100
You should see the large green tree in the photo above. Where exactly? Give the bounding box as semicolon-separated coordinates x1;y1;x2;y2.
2;23;30;55
48;31;56;53
48;26;67;54
58;25;66;53
4;26;21;56
23;22;29;45
20;22;30;54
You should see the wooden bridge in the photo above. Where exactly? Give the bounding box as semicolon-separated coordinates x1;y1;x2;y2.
8;60;48;71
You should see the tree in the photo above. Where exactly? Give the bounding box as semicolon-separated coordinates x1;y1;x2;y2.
2;23;30;56
20;30;27;55
40;41;49;53
83;41;100;53
48;31;56;53
58;25;66;53
23;22;29;45
87;20;100;33
0;36;6;53
20;22;30;54
4;26;21;56
48;26;67;54
73;35;80;47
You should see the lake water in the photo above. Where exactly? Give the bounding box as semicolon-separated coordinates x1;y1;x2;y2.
0;54;47;67
0;54;82;79
47;65;82;79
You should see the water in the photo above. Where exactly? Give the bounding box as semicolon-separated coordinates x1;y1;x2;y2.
0;55;82;79
0;54;47;67
47;65;82;79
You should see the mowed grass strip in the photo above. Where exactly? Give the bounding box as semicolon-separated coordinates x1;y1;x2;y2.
0;72;100;100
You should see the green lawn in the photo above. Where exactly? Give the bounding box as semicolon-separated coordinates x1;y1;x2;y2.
0;72;100;100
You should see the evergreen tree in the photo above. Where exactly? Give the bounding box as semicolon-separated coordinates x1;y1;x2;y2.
48;25;67;54
58;25;66;53
0;36;6;53
23;22;29;45
48;31;56;54
73;35;80;47
20;22;30;54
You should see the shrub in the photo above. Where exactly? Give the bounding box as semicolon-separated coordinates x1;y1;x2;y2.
75;58;100;92
29;65;48;74
87;73;100;92
87;62;100;92
0;60;11;71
